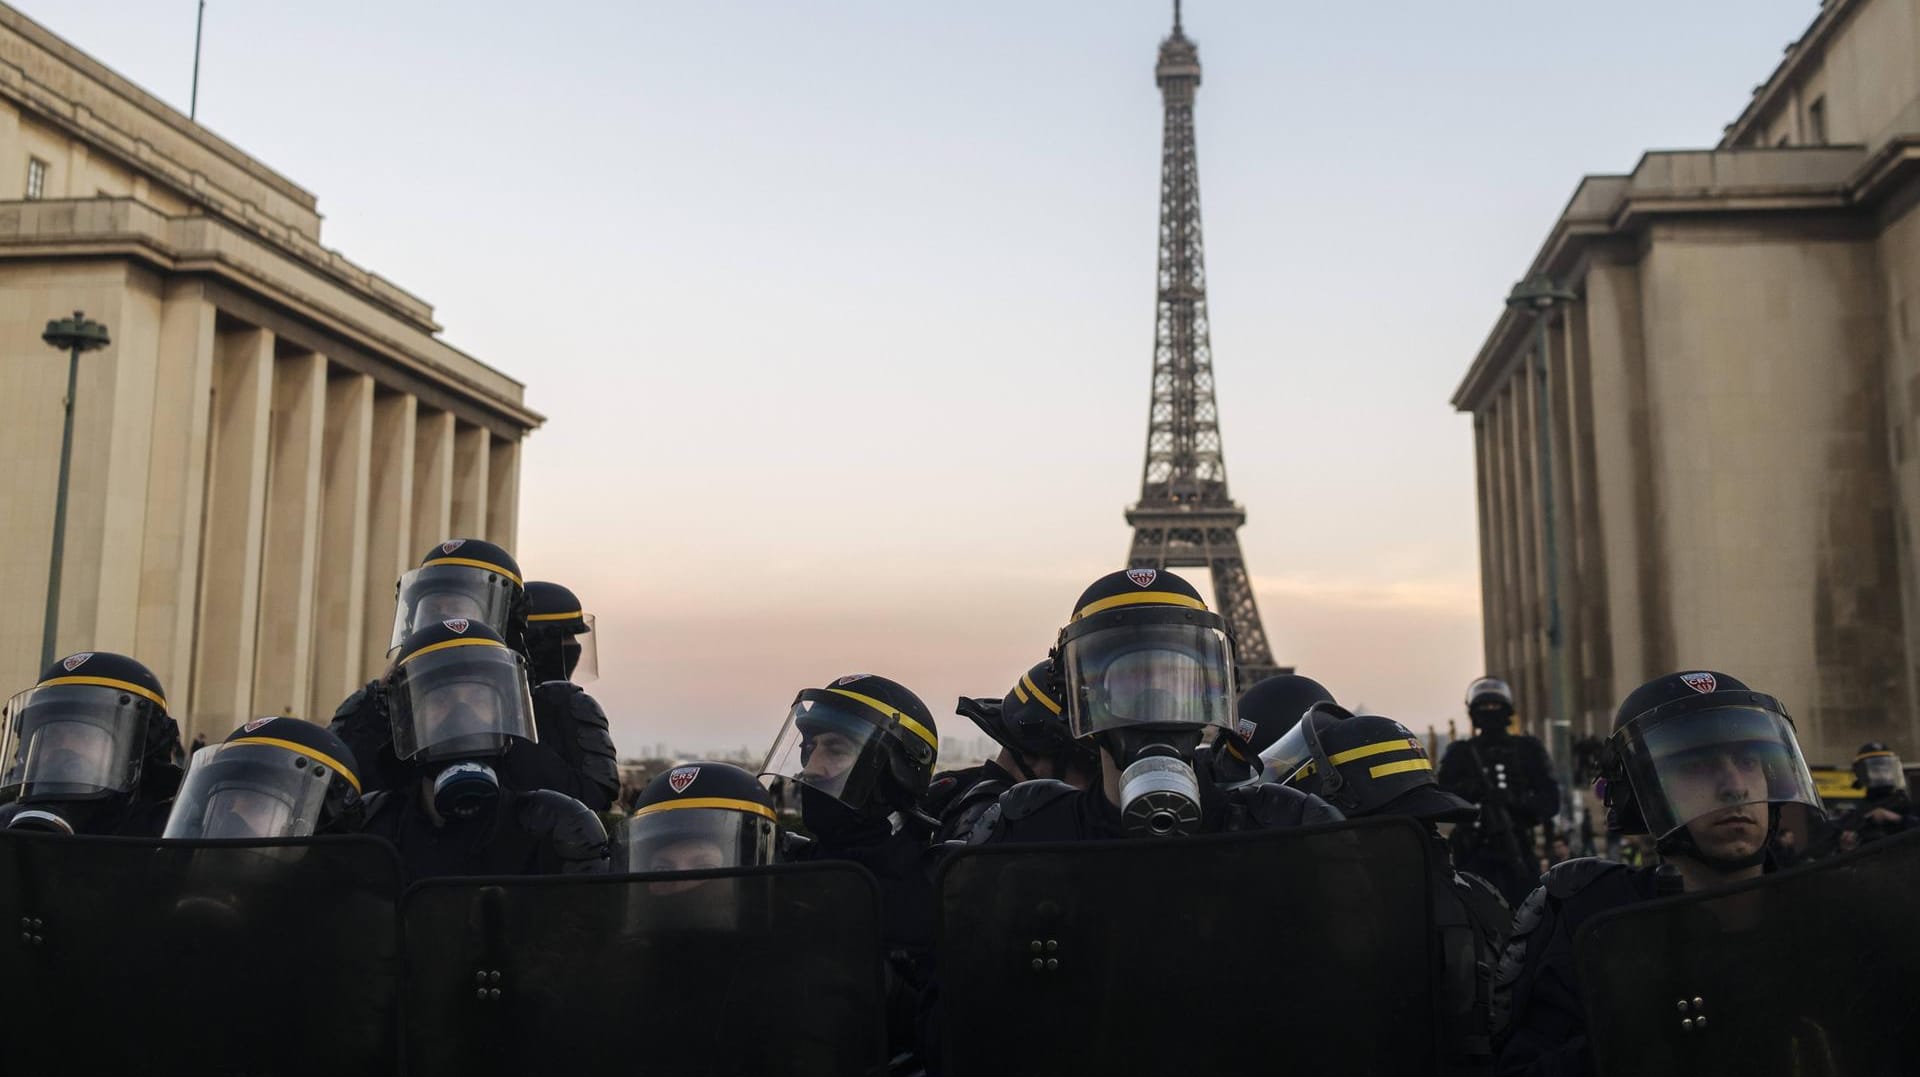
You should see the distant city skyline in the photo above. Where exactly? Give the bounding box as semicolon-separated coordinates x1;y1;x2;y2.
21;0;1824;761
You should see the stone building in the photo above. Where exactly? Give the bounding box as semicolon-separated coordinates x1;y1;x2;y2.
0;6;541;744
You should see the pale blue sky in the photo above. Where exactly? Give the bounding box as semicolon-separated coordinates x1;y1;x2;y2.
27;1;1820;759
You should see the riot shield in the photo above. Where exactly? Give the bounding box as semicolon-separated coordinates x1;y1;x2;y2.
1577;827;1920;1077
400;861;887;1075
0;831;402;1073
936;816;1438;1076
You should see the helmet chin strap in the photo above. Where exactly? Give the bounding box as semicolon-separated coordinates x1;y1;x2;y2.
1655;804;1779;873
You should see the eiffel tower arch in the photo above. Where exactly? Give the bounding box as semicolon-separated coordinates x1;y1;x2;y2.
1124;3;1285;687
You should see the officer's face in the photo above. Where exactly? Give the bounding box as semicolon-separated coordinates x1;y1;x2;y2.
412;592;486;631
1673;745;1769;858
203;789;294;839
26;722;115;787
418;681;503;743
800;731;860;785
647;838;727;896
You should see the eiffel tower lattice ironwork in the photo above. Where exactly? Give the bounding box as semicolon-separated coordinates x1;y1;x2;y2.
1124;2;1284;686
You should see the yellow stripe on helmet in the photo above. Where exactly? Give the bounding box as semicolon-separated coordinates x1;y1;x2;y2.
1368;757;1434;780
400;637;509;664
527;609;584;623
1073;590;1207;620
633;796;776;822
35;675;167;711
828;688;939;750
1018;672;1062;715
420;556;524;587
226;736;362;794
1328;739;1420;766
1856;749;1897;762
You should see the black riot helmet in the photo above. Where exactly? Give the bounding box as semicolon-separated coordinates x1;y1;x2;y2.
384;619;538;766
389;538;526;655
0;652;185;823
1056;568;1236;741
621;762;778;874
1270;704;1476;823
1465;676;1516;733
524;580;598;685
762;674;938;818
1228;673;1336;767
956;659;1093;776
1853;742;1908;796
163;717;363;840
1599;671;1821;864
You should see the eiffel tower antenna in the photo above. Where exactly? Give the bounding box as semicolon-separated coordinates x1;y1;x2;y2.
1125;5;1284;687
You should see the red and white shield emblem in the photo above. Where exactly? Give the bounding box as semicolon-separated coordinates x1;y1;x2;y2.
61;652;94;672
832;673;871;686
444;619;470;634
1236;718;1257;742
1680;672;1717;695
243;716;276;733
440;539;466;555
1126;568;1157;588
667;766;700;794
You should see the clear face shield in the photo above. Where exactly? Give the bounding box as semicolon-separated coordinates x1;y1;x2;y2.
1058;617;1237;739
761;693;887;811
619;804;778;877
389;644;538;763
162;741;343;840
0;684;149;802
1258;702;1344;787
388;564;520;653
1614;705;1823;840
1857;753;1907;794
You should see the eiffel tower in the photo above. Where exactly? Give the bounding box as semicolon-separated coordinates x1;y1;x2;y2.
1124;1;1283;686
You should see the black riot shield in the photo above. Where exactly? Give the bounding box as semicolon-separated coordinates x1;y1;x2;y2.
400;861;887;1075
0;830;402;1074
1577;827;1920;1077
936;816;1437;1076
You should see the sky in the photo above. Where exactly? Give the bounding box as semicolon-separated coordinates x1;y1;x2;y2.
27;0;1822;761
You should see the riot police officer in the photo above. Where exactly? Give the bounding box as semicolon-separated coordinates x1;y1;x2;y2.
1493;670;1824;1076
925;659;1097;843
620;761;778;885
1269;703;1508;1075
162;716;365;839
761;672;942;1065
331;541;617;810
1206;671;1337;787
1834;741;1919;850
520;580;619;810
360;619;609;881
970;569;1341;844
0;651;185;835
1438;676;1559;906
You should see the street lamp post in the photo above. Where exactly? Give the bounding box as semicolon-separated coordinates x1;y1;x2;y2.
1505;276;1577;832
36;311;111;672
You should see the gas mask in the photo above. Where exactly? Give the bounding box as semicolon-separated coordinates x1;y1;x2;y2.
1105;728;1204;838
432;760;501;820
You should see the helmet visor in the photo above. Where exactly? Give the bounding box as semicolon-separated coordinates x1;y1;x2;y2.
1258;705;1341;787
1858;754;1906;792
389;564;520;653
162;742;338;840
570;613;599;683
761;693;886;809
619;803;777;874
1060;622;1236;738
390;644;537;762
0;685;148;800
1617;705;1822;839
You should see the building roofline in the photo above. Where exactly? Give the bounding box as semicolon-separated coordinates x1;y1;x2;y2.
1719;0;1862;149
0;3;317;211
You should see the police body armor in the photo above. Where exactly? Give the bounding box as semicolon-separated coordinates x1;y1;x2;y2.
1575;828;1920;1077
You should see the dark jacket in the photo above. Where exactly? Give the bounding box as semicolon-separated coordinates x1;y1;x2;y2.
971;774;1343;844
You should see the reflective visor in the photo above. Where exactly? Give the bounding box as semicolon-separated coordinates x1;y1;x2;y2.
619;801;777;874
390;643;537;762
1858;754;1907;792
0;684;149;801
1616;705;1822;839
761;693;889;810
1059;621;1236;738
569;613;599;683
388;563;520;653
162;741;339;840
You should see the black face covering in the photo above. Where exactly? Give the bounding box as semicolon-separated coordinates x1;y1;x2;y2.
1103;728;1204;838
798;783;888;846
1469;706;1513;735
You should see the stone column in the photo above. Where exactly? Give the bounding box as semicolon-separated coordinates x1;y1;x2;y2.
452;422;490;538
191;324;274;742
361;391;417;678
310;370;373;720
487;436;521;551
251;349;326;719
411;408;454;550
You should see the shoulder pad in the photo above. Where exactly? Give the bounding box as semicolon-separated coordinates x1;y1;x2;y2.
1542;856;1626;900
531;678;585;704
328;679;381;725
1490;882;1548;1035
359;790;394;823
998;779;1078;823
1233;782;1346;828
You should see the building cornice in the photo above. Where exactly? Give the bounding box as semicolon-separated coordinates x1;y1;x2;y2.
1720;0;1863;149
0;197;542;435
